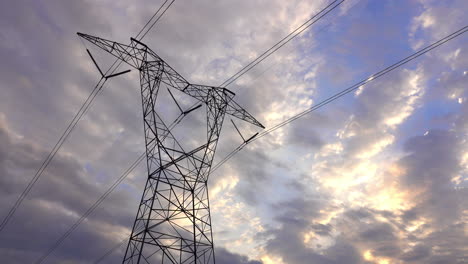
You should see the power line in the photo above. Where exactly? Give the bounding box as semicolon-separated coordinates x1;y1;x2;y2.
210;25;468;174
0;0;175;237
220;0;344;87
139;0;176;40
135;0;170;38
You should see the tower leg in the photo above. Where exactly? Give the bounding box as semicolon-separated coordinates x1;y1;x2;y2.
123;63;217;264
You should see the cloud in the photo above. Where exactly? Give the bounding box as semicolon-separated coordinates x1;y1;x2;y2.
409;0;467;49
216;248;263;264
0;112;139;263
1;0;467;263
392;130;466;263
287;112;327;149
261;200;365;264
248;1;467;263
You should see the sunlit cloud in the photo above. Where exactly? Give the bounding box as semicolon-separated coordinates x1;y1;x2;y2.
1;0;466;263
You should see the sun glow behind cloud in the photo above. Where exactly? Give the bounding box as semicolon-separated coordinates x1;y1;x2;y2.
0;0;466;263
363;250;391;264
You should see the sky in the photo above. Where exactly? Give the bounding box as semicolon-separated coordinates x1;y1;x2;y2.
0;0;467;263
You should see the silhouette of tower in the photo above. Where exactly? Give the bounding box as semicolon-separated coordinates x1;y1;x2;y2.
78;33;264;264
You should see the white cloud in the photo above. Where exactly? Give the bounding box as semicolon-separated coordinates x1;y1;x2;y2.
1;0;467;263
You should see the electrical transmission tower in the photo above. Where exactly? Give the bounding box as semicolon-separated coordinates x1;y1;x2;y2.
78;33;264;264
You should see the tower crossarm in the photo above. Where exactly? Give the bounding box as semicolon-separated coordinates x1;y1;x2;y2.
77;32;149;69
78;32;265;129
225;98;265;128
78;32;207;101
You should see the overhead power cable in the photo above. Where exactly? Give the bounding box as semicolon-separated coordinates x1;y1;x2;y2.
0;0;175;237
220;0;344;87
210;25;468;174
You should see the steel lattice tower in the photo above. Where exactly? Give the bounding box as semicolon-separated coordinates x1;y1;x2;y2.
78;33;264;264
